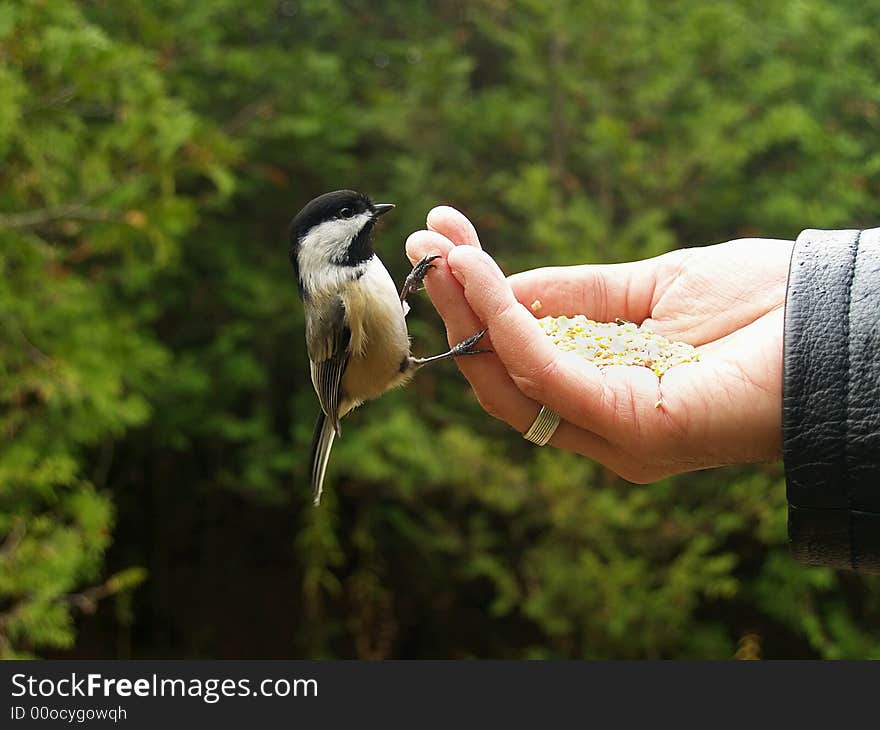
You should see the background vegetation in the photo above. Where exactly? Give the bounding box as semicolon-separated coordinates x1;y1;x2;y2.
2;0;880;659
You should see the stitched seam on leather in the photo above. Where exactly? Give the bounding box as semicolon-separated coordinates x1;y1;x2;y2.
789;505;880;518
843;230;861;570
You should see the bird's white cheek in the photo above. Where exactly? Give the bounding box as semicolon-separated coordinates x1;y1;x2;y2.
297;212;375;296
298;214;372;268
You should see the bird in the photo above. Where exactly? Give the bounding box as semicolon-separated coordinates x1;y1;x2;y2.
288;189;489;504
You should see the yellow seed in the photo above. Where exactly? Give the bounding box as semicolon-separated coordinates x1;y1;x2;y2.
537;314;700;376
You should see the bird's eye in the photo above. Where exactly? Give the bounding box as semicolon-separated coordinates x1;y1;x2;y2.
339;207;353;218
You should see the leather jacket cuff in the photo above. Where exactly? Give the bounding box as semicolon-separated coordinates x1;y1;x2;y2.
783;227;880;572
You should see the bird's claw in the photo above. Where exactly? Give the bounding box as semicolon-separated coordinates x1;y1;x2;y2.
451;329;492;357
400;254;442;302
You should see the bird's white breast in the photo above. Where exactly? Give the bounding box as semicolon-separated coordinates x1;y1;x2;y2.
340;256;412;409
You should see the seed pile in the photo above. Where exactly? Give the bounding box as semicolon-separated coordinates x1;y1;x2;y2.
536;314;700;377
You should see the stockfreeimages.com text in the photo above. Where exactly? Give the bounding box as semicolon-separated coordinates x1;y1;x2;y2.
10;673;317;704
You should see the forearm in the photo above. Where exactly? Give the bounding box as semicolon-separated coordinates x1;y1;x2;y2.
783;227;880;571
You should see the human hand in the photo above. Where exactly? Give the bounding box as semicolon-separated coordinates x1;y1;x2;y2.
406;206;792;482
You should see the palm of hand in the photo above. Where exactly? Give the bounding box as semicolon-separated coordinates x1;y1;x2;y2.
635;240;791;472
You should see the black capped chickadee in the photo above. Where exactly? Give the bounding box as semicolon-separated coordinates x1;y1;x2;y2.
289;190;489;504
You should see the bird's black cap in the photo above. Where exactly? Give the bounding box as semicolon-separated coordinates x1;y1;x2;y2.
288;189;372;245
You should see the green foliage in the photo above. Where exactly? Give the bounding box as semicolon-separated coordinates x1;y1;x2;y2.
0;0;226;656
2;0;880;658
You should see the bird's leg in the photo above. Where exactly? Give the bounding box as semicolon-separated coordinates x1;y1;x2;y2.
408;329;491;370
400;254;442;304
401;254;491;370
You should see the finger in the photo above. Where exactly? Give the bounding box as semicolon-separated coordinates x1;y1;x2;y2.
426;205;481;248
406;228;454;268
406;234;520;407
508;261;659;323
447;245;658;441
405;230;474;331
405;231;502;384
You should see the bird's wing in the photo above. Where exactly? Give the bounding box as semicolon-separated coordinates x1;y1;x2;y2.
305;295;350;435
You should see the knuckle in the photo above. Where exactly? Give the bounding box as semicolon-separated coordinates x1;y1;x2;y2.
490;296;519;328
475;391;504;420
511;355;558;403
659;247;696;281
613;461;664;485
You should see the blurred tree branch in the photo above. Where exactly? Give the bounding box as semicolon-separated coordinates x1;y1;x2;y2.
0;204;123;229
0;519;26;561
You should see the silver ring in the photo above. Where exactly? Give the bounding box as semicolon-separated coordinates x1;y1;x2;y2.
522;405;561;446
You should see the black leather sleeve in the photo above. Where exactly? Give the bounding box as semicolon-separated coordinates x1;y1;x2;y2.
783;227;880;572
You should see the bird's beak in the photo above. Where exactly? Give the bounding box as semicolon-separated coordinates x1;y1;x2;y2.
373;203;395;217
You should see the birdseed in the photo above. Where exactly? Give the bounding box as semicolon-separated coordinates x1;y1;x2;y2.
537;315;700;377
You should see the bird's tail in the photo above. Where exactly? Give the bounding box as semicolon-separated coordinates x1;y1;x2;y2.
309;410;336;505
